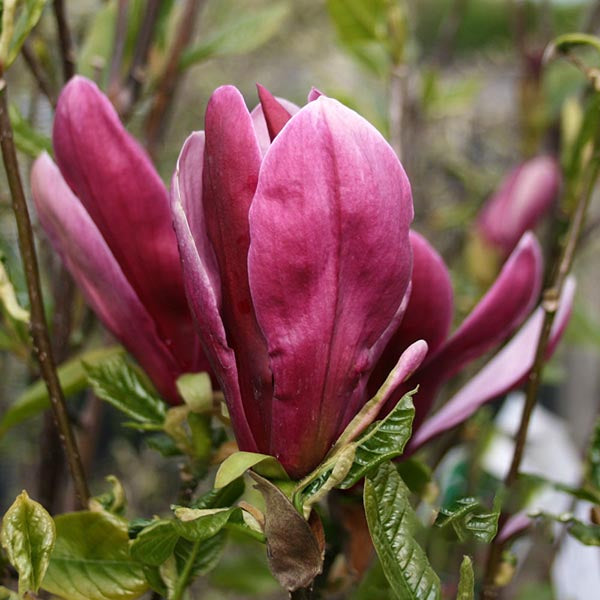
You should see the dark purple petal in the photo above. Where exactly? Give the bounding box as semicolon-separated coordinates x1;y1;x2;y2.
52;76;198;373
409;277;576;451
256;84;294;141
250;95;299;155
32;154;182;402
248;97;413;477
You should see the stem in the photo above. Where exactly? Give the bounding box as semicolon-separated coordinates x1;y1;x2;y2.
120;0;161;119
171;540;201;600
21;41;57;107
0;79;90;507
480;141;600;600
144;0;204;157
53;0;75;81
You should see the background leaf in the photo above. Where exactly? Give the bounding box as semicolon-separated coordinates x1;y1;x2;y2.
84;354;166;425
42;511;148;600
0;491;55;596
457;556;474;600
435;497;499;543
364;462;441;600
6;0;48;67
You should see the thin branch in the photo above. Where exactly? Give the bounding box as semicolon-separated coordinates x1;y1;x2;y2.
143;0;204;157
119;0;161;118
53;0;76;81
107;0;130;95
481;146;600;600
0;78;90;508
20;41;57;107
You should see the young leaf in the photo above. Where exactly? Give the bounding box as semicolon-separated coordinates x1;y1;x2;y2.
339;389;416;489
172;507;238;542
0;491;55;596
84;354;166;425
173;533;227;581
0;346;123;436
0;260;29;323
42;511;148;600
180;2;291;68
435;498;499;543
130;520;180;567
0;586;18;600
0;0;48;68
214;451;288;489
176;372;213;413
457;556;474;600
364;461;441;600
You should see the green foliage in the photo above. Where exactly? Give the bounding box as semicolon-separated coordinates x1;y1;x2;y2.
180;1;291;69
0;491;55;596
42;511;148;600
8;103;52;158
0;0;47;69
457;556;474;600
0;346;124;436
364;461;441;600
586;419;600;491
351;559;393;600
130;520;180;566
84;354;166;426
435;497;499;543
214;451;288;489
533;511;600;547
91;476;127;516
176;372;212;412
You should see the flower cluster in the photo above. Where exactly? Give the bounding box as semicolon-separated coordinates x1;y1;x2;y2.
32;77;573;479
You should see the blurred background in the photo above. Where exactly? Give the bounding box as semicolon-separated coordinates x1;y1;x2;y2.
1;0;600;597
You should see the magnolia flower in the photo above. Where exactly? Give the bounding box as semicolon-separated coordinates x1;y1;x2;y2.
31;77;208;403
477;156;561;257
171;85;423;478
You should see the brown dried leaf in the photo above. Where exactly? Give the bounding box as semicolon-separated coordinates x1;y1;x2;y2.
249;472;323;591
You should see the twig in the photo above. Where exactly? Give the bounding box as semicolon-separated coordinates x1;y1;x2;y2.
20;41;57;107
433;0;470;66
108;0;130;93
480;142;600;600
120;0;161;118
0;78;90;508
143;0;204;157
53;0;76;81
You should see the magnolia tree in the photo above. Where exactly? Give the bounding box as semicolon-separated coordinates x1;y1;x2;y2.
0;2;599;600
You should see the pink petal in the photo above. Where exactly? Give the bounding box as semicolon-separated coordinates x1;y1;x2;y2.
170;133;257;451
497;513;532;543
250;95;299;155
256;84;294;141
247;96;413;477
409;277;576;451
202;85;273;451
478;156;561;256
52;76;198;373
411;232;543;425
32;154;182;403
370;230;453;395
308;87;324;101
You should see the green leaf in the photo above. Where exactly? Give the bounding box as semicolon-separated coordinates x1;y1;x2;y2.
175;372;213;413
76;0;116;81
351;559;393;600
364;462;441;600
435;497;499;543
180;2;291;69
84;354;166;424
397;458;433;497
457;556;474;600
533;511;600;546
172;507;238;542
214;451;288;489
0;0;48;68
173;533;227;579
0;346;124;437
191;477;245;510
0;586;18;600
0;491;55;596
42;511;148;600
339;389;416;489
91;476;127;515
130;520;179;567
8;104;53;158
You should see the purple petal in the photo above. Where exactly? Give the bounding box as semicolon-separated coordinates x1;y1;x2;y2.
248;96;413;477
308;88;324;101
478;156;561;256
52;76;197;372
202;85;273;452
409;277;576;451
370;230;453;395
171;133;257;451
497;513;532;543
411;232;543;425
256;84;294;142
32;154;182;402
